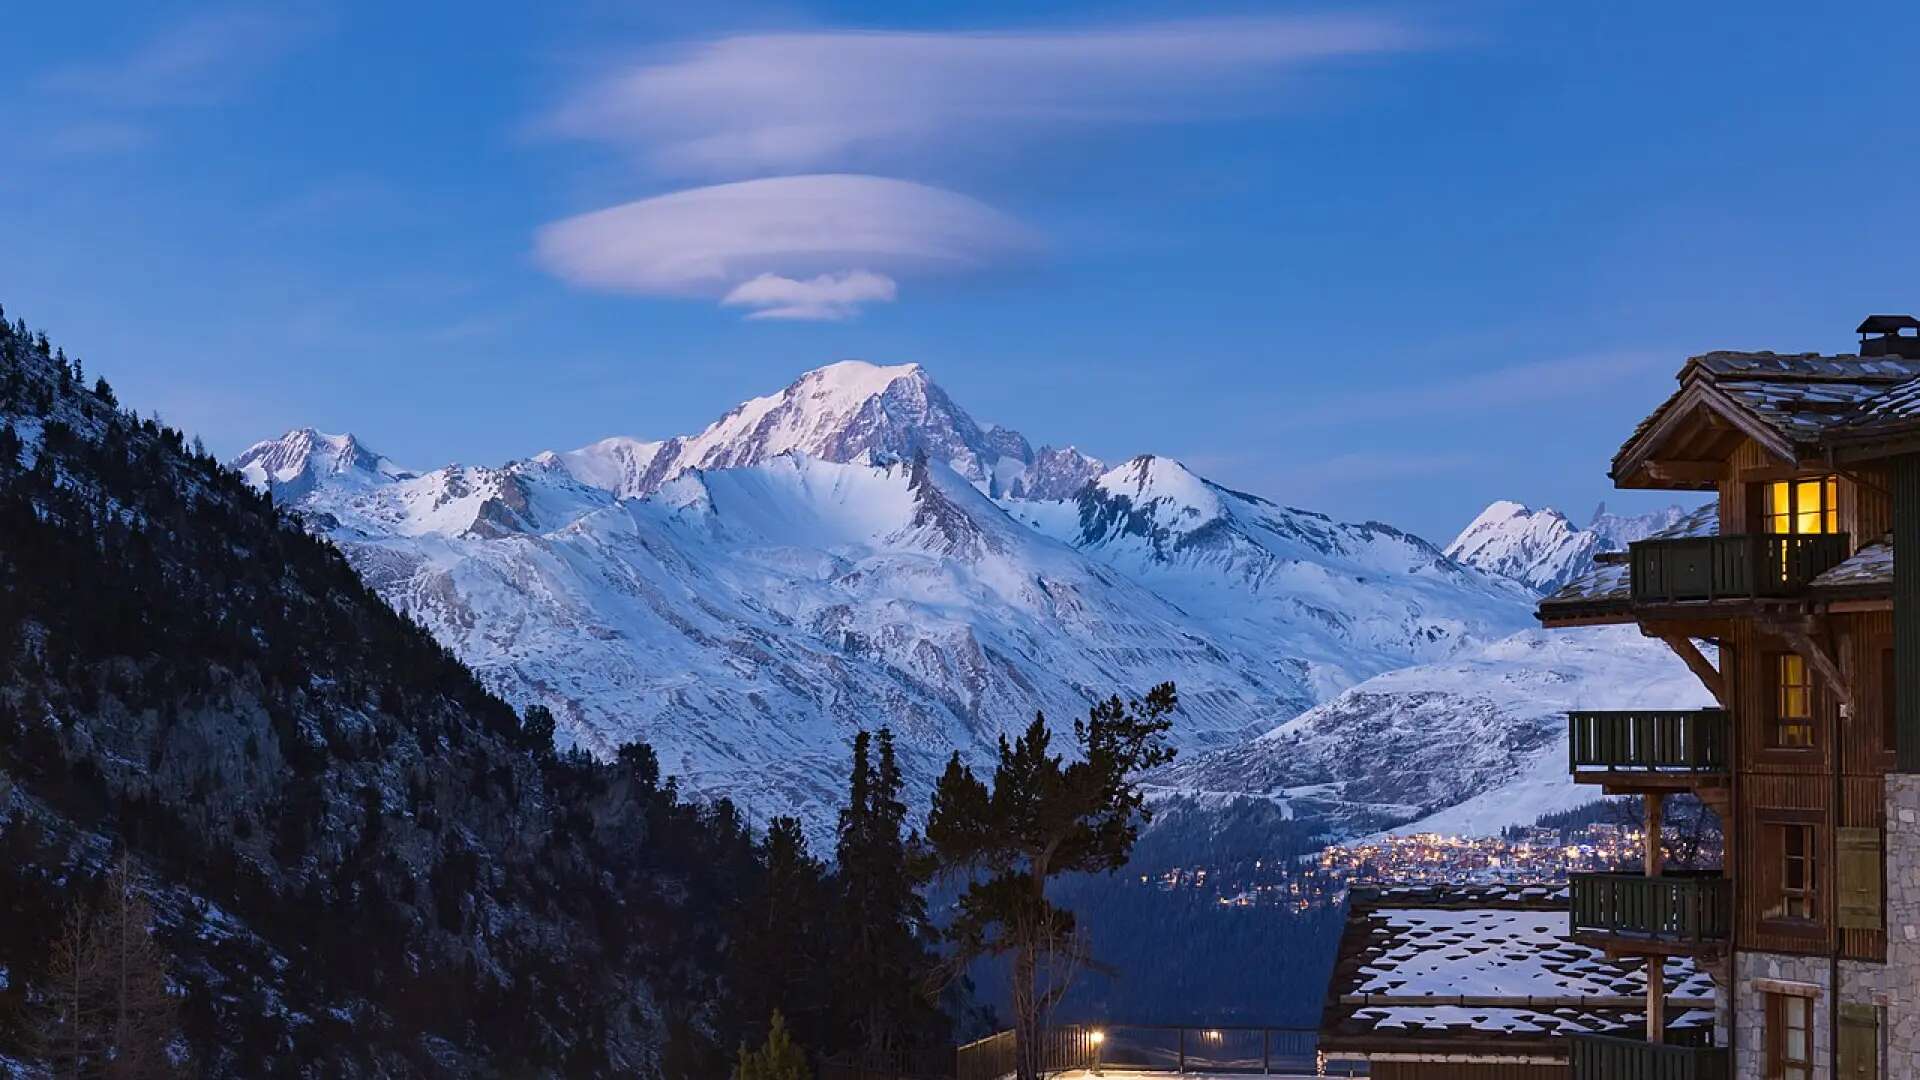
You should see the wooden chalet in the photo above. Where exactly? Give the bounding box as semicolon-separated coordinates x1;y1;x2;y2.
1527;321;1920;1079
1322;318;1920;1079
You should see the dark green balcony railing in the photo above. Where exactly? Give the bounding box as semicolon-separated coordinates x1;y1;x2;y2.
1569;710;1730;774
1629;533;1849;604
1570;873;1731;945
1570;1034;1729;1080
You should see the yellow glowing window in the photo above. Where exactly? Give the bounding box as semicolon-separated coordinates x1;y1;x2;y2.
1773;653;1814;748
1764;477;1838;535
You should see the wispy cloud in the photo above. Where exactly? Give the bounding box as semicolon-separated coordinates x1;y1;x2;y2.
1274;351;1673;427
722;271;899;321
549;15;1431;177
24;6;323;158
536;13;1432;320
41;7;321;108
535;174;1037;321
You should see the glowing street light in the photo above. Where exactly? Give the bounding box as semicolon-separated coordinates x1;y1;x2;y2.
1088;1030;1106;1076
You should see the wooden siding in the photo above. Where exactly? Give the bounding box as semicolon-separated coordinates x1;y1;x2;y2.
1725;612;1888;961
1896;454;1920;772
1719;439;1778;534
1843;461;1893;541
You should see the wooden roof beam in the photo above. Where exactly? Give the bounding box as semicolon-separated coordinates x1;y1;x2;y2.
1645;460;1727;484
1765;617;1856;713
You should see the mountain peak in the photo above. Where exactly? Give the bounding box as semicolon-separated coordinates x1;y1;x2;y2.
234;427;410;500
1448;498;1691;594
1098;455;1219;511
793;358;925;397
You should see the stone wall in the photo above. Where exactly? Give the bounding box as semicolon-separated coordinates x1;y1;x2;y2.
1885;773;1920;1079
1728;776;1920;1078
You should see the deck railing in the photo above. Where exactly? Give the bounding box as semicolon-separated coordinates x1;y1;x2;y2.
1570;1033;1729;1080
1629;533;1849;604
1568;710;1730;774
955;1025;1320;1079
1569;873;1731;945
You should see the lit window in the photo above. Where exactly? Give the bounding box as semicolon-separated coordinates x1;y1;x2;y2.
1765;477;1839;535
1772;653;1815;749
1767;993;1813;1080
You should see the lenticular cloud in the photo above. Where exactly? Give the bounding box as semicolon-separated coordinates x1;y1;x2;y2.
533;174;1037;320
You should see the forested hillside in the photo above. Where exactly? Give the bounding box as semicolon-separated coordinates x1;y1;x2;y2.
0;306;957;1076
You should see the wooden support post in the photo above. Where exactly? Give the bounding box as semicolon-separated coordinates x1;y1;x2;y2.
1646;790;1664;877
1658;635;1726;707
1178;1028;1186;1074
1646;788;1665;1044
1647;957;1666;1044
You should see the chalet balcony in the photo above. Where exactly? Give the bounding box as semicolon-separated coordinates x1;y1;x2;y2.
1569;873;1731;951
1569;710;1729;780
1570;1034;1729;1080
1628;533;1849;604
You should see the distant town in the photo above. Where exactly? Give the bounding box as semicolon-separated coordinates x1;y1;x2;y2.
1133;820;1725;914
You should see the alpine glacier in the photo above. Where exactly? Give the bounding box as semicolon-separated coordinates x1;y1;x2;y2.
236;360;1541;839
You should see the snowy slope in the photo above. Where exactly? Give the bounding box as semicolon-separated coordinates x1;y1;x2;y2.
1447;501;1690;594
1151;625;1714;838
239;363;1543;840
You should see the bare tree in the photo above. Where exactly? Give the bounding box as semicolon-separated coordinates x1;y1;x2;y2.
33;855;178;1078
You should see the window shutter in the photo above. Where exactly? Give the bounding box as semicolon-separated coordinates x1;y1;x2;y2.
1839;1003;1880;1079
1837;827;1884;931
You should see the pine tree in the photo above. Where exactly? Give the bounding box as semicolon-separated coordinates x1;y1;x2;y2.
832;728;940;1069
732;1011;808;1080
927;684;1178;1080
729;817;829;1054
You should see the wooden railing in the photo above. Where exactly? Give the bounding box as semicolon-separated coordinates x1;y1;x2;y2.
1570;873;1731;945
1570;1033;1729;1080
1568;710;1730;774
1629;533;1849;604
956;1025;1318;1078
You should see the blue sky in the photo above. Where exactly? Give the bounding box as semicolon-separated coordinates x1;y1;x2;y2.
4;2;1917;542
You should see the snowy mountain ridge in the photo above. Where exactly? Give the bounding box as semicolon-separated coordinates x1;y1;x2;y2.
1446;499;1693;594
236;360;1671;842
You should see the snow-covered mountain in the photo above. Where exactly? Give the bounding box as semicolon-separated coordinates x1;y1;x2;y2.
238;361;1539;839
1446;500;1692;594
1151;624;1713;838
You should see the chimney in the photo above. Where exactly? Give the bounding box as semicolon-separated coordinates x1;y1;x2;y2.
1858;314;1920;359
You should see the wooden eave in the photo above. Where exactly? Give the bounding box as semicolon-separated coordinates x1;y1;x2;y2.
1612;379;1798;490
1822;421;1920;464
1536;606;1636;628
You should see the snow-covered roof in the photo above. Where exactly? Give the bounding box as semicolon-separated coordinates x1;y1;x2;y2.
1615;351;1920;482
1810;535;1894;594
1322;888;1713;1056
